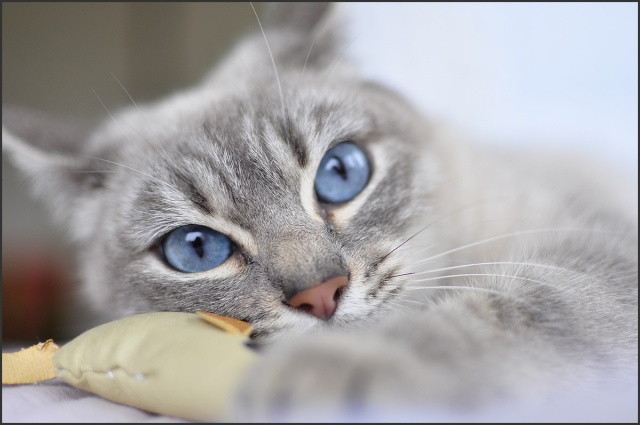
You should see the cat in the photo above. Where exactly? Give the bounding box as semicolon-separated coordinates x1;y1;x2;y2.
2;2;637;421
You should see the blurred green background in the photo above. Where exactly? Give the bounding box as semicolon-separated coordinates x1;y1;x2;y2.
2;2;265;343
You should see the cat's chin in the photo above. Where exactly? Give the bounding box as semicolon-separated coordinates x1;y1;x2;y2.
249;306;391;346
249;324;343;346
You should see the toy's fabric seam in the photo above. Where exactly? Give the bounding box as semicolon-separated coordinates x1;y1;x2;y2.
55;366;150;381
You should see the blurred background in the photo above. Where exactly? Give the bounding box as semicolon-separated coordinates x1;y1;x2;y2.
2;2;637;343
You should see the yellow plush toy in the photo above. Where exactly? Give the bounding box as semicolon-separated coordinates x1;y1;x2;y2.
2;312;258;421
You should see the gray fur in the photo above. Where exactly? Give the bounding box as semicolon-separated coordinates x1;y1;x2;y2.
2;2;637;420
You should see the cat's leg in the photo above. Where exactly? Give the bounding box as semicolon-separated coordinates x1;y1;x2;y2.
228;304;563;421
225;231;637;421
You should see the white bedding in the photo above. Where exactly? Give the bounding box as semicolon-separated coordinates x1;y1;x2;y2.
3;375;637;422
2;379;185;423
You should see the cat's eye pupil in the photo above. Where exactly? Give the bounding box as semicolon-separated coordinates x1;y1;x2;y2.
314;142;370;204
187;234;205;258
162;225;232;273
328;157;348;180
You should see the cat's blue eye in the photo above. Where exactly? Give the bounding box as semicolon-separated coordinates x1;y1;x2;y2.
162;225;232;273
314;142;371;204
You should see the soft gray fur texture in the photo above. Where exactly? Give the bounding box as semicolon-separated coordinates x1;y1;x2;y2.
2;2;637;421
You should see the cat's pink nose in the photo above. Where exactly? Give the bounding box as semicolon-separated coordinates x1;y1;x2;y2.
288;276;348;320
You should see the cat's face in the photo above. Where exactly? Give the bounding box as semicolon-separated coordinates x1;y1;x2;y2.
3;3;437;342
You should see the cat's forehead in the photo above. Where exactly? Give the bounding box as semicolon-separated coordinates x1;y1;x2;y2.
108;82;384;245
98;79;376;161
182;82;373;150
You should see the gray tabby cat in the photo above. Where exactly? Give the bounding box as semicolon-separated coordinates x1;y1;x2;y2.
2;2;637;421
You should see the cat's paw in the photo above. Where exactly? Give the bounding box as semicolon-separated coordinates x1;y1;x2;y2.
225;332;429;421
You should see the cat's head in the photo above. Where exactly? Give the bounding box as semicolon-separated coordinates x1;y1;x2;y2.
3;2;437;342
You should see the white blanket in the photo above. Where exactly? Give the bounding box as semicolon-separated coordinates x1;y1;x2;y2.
3;376;637;422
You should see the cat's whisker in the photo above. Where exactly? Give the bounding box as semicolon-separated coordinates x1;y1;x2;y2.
109;72;140;108
382;300;409;317
404;284;541;312
380;199;503;264
298;25;320;87
72;170;119;174
92;88;186;183
406;272;554;290
405;272;610;302
397;298;430;310
405;284;507;297
402;263;619;298
393;215;517;259
374;283;407;313
80;90;180;192
108;73;185;172
319;41;353;89
388;272;417;279
395;243;438;260
410;291;437;309
421;227;628;265
298;2;337;90
407;285;516;305
405;261;579;277
384;300;405;313
80;155;175;191
250;2;286;118
386;260;440;280
399;299;424;305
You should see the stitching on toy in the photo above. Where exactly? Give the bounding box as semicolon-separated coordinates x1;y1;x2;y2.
55;366;149;382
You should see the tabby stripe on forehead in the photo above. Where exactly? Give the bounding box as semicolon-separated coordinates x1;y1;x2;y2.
278;118;308;167
173;171;214;215
216;169;241;210
186;180;213;215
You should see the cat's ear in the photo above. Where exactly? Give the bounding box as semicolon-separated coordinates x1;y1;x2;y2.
2;106;102;235
207;2;348;84
262;1;346;69
262;2;336;33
